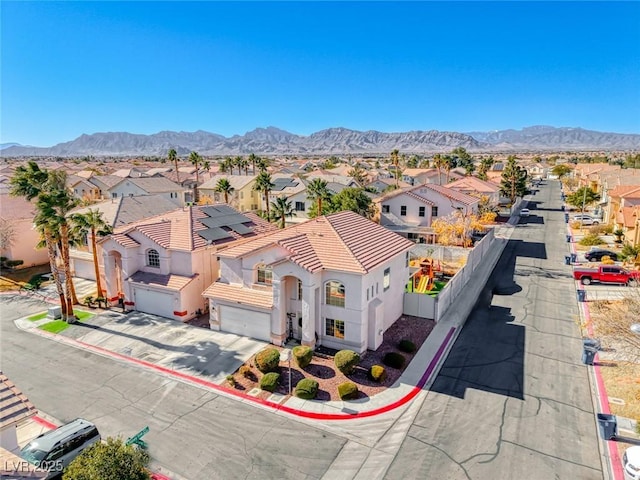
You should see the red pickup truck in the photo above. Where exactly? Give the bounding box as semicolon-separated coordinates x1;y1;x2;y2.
573;265;640;285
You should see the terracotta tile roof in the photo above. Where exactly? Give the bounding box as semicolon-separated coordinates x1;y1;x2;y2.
609;185;640;198
0;194;38;221
421;183;478;205
109;205;276;252
220;211;414;274
110;233;140;248
128;271;196;291
203;282;273;308
0;371;36;429
616;206;640;228
129;176;183;193
446;176;500;193
405;191;435;205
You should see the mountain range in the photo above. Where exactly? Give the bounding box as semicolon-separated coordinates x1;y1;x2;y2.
2;126;639;157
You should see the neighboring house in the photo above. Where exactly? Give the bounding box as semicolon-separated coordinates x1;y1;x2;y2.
88;175;127;199
0;372;37;452
446;176;501;206
107;176;185;206
199;175;259;211
365;177;411;194
0;195;49;268
204;211;414;353
375;184;479;243
68;176;102;202
286;179;359;223
304;171;358;187
68;194;183;283
112;167;148;178
525;163;548;179
605;185;640;225
614;206;640;247
99;204;276;320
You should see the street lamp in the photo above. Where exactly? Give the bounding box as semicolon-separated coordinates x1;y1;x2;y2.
280;348;292;395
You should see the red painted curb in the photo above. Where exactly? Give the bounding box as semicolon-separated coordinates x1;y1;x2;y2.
36;325;457;421
33;415;58;430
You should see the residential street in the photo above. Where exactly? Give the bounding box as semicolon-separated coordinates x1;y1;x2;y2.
0;295;346;479
385;181;603;479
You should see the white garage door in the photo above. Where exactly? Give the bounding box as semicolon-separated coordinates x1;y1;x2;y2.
133;288;175;319
73;259;95;280
220;305;270;341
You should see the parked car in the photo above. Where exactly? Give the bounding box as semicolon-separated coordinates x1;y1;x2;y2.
623;446;640;480
572;265;640;285
20;418;101;478
519;208;530;217
584;249;618;262
572;214;599;225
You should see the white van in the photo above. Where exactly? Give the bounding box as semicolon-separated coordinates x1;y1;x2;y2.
20;418;101;478
624;446;640;480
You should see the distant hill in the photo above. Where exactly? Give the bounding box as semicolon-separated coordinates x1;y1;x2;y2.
0;143;22;151
2;125;639;157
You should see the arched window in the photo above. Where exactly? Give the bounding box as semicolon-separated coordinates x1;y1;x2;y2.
256;264;273;285
325;281;345;307
147;249;160;268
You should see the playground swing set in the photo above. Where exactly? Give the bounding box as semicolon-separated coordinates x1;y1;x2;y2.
407;258;443;294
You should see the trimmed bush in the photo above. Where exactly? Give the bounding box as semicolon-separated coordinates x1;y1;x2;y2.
255;348;281;373
295;378;319;399
337;382;358;400
369;364;387;383
398;339;416;353
579;234;605;246
239;365;252;378
5;259;24;268
383;352;406;369
334;350;360;375
293;345;313;368
259;372;280;392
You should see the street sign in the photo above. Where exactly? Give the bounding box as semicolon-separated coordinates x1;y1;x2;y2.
126;426;150;448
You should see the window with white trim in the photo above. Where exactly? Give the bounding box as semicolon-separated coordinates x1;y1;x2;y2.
325;281;345;307
325;318;345;339
400;205;407;216
383;267;390;291
147;249;160;268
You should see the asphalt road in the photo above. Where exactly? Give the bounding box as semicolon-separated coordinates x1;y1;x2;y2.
385;181;604;480
0;295;346;480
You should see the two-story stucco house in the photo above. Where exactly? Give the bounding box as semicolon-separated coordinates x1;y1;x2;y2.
107;177;186;206
203;211;414;353
199;175;259;212
98;204;276;321
0;195;49;268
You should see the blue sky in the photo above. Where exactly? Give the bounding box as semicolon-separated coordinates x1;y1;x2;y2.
2;1;639;147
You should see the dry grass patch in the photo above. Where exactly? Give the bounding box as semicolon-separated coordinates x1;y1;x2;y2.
599;361;640;423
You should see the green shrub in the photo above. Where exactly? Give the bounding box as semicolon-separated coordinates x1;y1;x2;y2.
295;378;319;399
239;365;252;378
259;372;280;392
337;382;358;400
369;365;387;383
621;244;640;261
5;259;24;268
27;274;44;288
383;352;406;369
334;350;360;375
293;345;313;368
398;339;416;353
255;348;281;373
589;224;613;235
226;374;236;387
579;234;605;246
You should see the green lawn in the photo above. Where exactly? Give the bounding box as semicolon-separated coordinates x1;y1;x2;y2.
27;312;48;322
38;310;94;334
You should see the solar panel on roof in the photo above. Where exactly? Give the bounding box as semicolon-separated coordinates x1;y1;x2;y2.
198;227;233;242
228;223;253;235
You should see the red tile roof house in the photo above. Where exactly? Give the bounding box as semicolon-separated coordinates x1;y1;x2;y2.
98;205;276;321
445;176;501;207
373;184;479;243
203;211;414;353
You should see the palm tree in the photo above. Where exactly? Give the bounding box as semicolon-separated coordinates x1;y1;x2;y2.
189;151;202;203
306;178;331;217
214;178;234;204
347;164;368;186
240;157;249;175
254;172;275;217
70;209;112;299
444;155;456;184
220;157;233;174
256;158;270;173
390;149;400;189
10;162;69;318
270;197;295;228
233;156;243;175
168;148;180;183
432;154;446;185
248;153;258;174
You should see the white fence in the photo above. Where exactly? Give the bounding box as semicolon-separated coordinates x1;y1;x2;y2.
403;228;496;321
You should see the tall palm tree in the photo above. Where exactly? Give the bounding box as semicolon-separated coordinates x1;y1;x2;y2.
233;156;243;175
253;172;275;217
432;154;446;185
306;178;331;217
240;157;249;175
219;157;232;174
214;178;234;204
390;149;400;189
189;151;202;203
10;162;69;317
70;209;112;299
248;153;258;174
270;197;295;228
444;155;456;184
256;158;270;173
168;148;180;183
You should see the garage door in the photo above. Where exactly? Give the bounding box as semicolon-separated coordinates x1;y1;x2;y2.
72;258;96;280
133;288;175;319
220;305;270;341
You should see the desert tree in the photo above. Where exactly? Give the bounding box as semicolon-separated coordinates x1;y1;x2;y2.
500;156;528;205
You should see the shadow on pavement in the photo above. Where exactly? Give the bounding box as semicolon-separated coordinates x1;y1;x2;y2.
430;239;525;400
